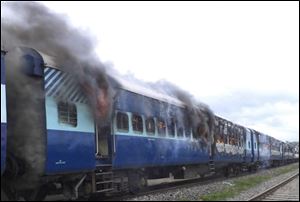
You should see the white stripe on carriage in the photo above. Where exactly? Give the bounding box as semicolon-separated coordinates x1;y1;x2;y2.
46;74;70;96
45;71;62;89
44;68;57;81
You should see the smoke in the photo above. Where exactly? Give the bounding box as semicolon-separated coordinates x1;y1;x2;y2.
2;2;113;190
2;2;113;120
1;1;215;191
149;79;215;142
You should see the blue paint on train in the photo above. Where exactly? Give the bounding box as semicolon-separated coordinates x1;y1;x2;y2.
258;133;271;165
46;129;95;174
214;152;244;163
112;134;210;169
44;67;96;174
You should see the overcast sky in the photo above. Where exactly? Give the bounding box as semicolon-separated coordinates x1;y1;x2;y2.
11;2;300;141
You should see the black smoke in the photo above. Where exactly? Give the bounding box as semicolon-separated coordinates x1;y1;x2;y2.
1;1;113;190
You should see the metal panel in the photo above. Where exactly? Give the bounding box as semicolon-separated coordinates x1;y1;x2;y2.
46;129;95;174
112;134;210;169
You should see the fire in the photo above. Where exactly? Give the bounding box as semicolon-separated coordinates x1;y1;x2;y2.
81;81;110;120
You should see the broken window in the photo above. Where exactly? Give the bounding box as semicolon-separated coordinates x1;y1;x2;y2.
185;127;191;138
168;118;175;138
146;117;155;135
177;127;184;138
132;114;143;133
117;112;129;132
58;101;77;127
157;118;166;137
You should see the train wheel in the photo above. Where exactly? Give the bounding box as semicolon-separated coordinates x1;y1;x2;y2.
128;172;148;194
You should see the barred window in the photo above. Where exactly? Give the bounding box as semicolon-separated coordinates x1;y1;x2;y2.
157;118;166;137
146;117;155;135
58;101;77;127
168;118;175;138
177;127;184;138
185;128;191;138
132;114;143;133
117;112;129;132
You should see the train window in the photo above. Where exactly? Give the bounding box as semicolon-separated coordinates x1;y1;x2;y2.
168;118;175;138
185;128;191;138
177;127;184;138
157;118;166;137
218;134;224;143
132;114;143;133
146;117;155;135
254;142;257;149
248;141;251;149
223;124;228;135
58;101;77;127
117;112;129;132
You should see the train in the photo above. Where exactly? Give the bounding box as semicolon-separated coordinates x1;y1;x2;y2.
1;47;299;201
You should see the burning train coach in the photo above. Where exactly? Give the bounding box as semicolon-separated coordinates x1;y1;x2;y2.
0;47;298;201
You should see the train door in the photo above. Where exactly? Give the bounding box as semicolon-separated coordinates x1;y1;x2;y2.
95;124;111;159
245;129;253;162
1;50;7;175
251;130;259;162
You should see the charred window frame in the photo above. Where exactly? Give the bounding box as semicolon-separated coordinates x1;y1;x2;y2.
223;122;228;144
58;101;77;127
167;118;175;138
217;121;225;143
146;117;155;135
185;127;191;139
157;118;166;137
132;114;143;133
116;112;129;132
177;127;184;138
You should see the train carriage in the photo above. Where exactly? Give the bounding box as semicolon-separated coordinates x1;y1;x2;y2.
258;133;271;167
1;46;298;201
213;116;246;175
108;75;213;188
270;137;283;166
3;47;101;200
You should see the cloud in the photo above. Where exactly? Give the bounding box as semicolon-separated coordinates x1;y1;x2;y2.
202;89;299;142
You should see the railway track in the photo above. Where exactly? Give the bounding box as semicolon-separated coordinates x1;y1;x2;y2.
45;164;298;201
248;172;299;201
98;173;224;201
104;171;263;201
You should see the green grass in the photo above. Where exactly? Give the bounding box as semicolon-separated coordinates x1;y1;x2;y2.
199;163;299;201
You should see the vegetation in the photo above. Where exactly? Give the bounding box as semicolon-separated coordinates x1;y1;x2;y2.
199;163;299;201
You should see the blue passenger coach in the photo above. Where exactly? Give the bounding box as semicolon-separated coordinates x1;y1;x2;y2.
2;46;298;201
109;76;212;178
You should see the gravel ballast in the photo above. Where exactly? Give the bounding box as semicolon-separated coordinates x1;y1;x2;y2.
124;163;299;201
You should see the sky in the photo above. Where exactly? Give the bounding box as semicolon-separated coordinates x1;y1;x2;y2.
5;1;300;142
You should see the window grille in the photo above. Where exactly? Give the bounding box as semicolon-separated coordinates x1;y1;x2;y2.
117;112;129;132
58;101;77;127
132;114;143;133
146;117;155;135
